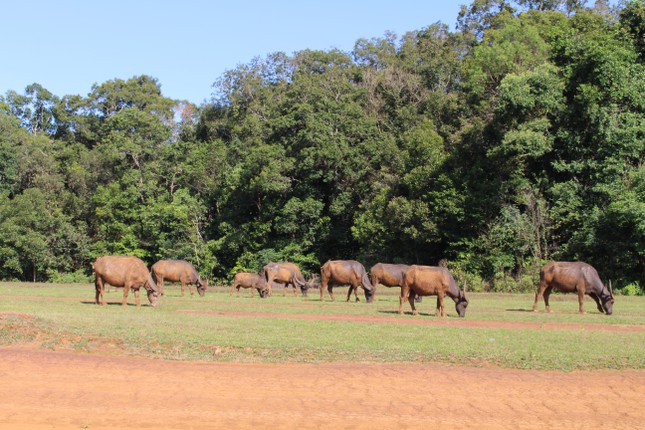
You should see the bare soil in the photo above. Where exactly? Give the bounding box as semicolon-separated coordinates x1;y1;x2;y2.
0;346;643;430
1;294;643;430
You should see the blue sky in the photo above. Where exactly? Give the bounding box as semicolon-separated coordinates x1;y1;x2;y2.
2;1;464;105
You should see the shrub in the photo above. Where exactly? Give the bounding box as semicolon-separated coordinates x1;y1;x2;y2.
47;269;92;284
620;283;643;296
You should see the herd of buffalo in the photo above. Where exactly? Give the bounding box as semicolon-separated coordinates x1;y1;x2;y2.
92;256;615;316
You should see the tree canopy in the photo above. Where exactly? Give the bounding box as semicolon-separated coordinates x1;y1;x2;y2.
0;0;643;292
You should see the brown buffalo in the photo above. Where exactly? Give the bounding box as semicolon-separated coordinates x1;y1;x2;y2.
320;260;374;302
93;256;159;307
370;263;423;302
151;260;207;297
400;265;468;317
230;272;270;298
370;263;409;289
532;261;614;315
261;262;310;297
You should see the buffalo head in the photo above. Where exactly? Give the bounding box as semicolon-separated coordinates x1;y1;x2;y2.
147;289;160;307
197;279;208;297
598;282;615;315
299;284;309;297
364;287;375;303
601;294;614;315
455;297;468;317
258;287;269;298
455;288;468;317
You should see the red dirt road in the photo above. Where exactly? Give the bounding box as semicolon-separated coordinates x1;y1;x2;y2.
0;347;643;430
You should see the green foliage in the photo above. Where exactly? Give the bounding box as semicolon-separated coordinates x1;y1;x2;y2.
620;0;645;60
47;269;93;284
0;3;644;293
621;282;644;296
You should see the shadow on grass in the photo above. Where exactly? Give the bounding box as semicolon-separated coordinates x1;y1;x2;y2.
377;309;443;317
79;301;155;307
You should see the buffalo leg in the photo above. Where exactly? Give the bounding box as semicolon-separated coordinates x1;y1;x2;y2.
399;295;405;314
543;286;553;312
435;297;441;317
408;293;418;315
533;282;549;312
134;288;141;307
399;287;409;315
346;285;360;302
157;277;165;297
577;286;586;314
122;284;131;306
328;286;335;301
183;281;193;297
95;277;105;306
320;277;335;301
437;293;446;317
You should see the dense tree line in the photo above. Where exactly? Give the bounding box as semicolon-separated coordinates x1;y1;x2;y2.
0;0;643;292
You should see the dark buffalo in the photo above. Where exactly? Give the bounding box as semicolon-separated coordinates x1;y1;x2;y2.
230;272;271;298
151;259;208;297
400;265;468;317
93;256;159;307
320;260;374;302
532;261;614;315
261;262;310;297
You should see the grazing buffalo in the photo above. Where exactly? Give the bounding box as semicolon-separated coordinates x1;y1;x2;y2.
400;265;468;317
261;262;310;297
93;256;159;307
151;260;208;297
370;263;409;290
230;272;270;298
320;260;375;302
532;261;614;315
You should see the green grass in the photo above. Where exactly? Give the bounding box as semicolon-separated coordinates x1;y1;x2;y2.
0;282;643;370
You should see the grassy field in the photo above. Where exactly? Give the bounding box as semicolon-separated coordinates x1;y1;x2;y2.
0;282;643;371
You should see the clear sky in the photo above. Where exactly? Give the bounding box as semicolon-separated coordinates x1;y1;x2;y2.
1;0;464;106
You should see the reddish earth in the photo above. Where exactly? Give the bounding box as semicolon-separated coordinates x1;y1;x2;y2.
0;346;643;430
1;295;644;429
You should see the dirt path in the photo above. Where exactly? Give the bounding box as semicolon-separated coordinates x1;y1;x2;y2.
0;347;643;430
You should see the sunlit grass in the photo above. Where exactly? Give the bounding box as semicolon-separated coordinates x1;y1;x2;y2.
0;282;643;370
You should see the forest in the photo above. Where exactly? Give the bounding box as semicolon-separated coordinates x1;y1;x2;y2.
0;0;643;293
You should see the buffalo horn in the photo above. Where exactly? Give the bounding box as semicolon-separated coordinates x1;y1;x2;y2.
609;279;614;298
